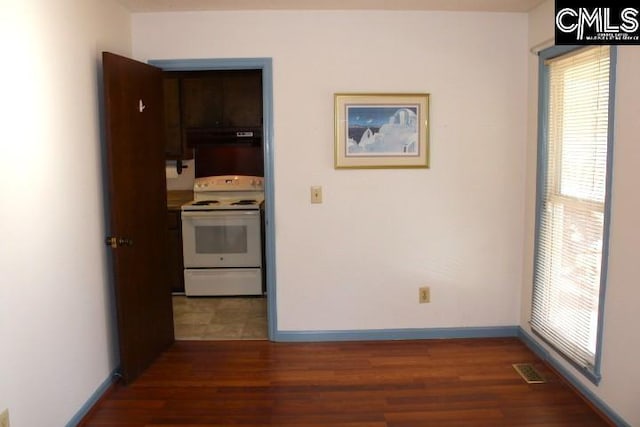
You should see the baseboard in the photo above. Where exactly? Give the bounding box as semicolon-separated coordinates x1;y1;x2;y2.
66;369;117;427
273;325;520;342
518;327;629;427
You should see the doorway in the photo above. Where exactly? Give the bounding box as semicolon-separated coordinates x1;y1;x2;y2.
151;57;277;340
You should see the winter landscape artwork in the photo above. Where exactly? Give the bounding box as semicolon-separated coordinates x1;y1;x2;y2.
334;93;430;168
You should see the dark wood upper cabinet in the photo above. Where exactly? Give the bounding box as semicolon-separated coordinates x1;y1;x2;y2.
221;70;262;128
181;74;224;129
163;76;192;160
163;70;263;159
181;70;262;130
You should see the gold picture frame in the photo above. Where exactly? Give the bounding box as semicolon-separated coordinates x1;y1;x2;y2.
334;93;430;169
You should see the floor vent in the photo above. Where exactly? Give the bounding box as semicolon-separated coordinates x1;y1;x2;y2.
513;363;546;384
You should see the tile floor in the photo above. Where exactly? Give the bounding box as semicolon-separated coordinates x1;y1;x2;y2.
173;296;268;340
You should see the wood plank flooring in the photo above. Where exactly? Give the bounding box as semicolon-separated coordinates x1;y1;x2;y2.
80;338;609;426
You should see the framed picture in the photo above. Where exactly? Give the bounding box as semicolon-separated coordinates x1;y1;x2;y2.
334;93;430;169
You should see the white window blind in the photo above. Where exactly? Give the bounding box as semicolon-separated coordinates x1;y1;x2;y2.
531;45;612;376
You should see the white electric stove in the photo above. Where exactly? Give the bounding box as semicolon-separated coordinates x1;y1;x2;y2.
181;175;264;296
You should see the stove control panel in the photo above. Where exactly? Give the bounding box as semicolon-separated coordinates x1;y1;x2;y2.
194;175;264;192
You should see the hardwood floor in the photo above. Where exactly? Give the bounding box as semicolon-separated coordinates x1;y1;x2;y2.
80;338;609;426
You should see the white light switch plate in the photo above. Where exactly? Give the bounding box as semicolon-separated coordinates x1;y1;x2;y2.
311;186;323;204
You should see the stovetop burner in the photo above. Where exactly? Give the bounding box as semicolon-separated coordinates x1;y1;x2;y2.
183;197;263;211
192;200;220;206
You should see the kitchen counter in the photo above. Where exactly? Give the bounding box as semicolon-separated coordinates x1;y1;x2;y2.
167;190;193;210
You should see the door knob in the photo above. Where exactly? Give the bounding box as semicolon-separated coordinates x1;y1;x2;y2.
105;236;134;248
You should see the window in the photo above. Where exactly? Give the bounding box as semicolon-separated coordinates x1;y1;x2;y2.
531;45;616;384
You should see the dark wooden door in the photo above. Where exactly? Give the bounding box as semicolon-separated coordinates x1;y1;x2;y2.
102;52;174;384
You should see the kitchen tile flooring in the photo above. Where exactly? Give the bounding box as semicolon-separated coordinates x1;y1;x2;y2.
173;296;268;340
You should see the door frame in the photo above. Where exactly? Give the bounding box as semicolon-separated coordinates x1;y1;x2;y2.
150;57;277;339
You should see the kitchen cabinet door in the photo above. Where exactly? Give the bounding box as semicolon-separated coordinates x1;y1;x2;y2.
222;70;262;128
180;70;262;130
163;76;192;160
167;210;185;293
181;74;224;129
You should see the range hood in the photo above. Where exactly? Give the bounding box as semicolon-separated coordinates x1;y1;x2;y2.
186;127;262;146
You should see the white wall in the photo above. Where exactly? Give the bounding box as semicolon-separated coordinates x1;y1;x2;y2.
521;1;640;424
0;1;131;425
133;11;528;331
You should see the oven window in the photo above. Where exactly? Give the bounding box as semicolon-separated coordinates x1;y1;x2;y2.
195;225;248;254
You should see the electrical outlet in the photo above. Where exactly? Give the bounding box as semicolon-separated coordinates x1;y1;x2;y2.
310;186;323;204
0;408;10;427
419;286;430;303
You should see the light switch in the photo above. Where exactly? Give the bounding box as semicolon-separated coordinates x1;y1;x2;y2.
311;186;323;204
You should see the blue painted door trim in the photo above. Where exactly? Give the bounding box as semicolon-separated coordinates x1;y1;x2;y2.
149;58;277;339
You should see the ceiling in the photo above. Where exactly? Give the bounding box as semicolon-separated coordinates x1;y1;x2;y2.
118;0;546;13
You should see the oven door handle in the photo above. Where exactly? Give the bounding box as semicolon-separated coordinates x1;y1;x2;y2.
181;210;259;219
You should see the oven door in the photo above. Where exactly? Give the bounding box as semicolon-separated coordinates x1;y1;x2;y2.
181;210;261;268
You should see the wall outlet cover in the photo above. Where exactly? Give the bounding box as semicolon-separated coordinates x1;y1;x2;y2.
419;286;430;303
